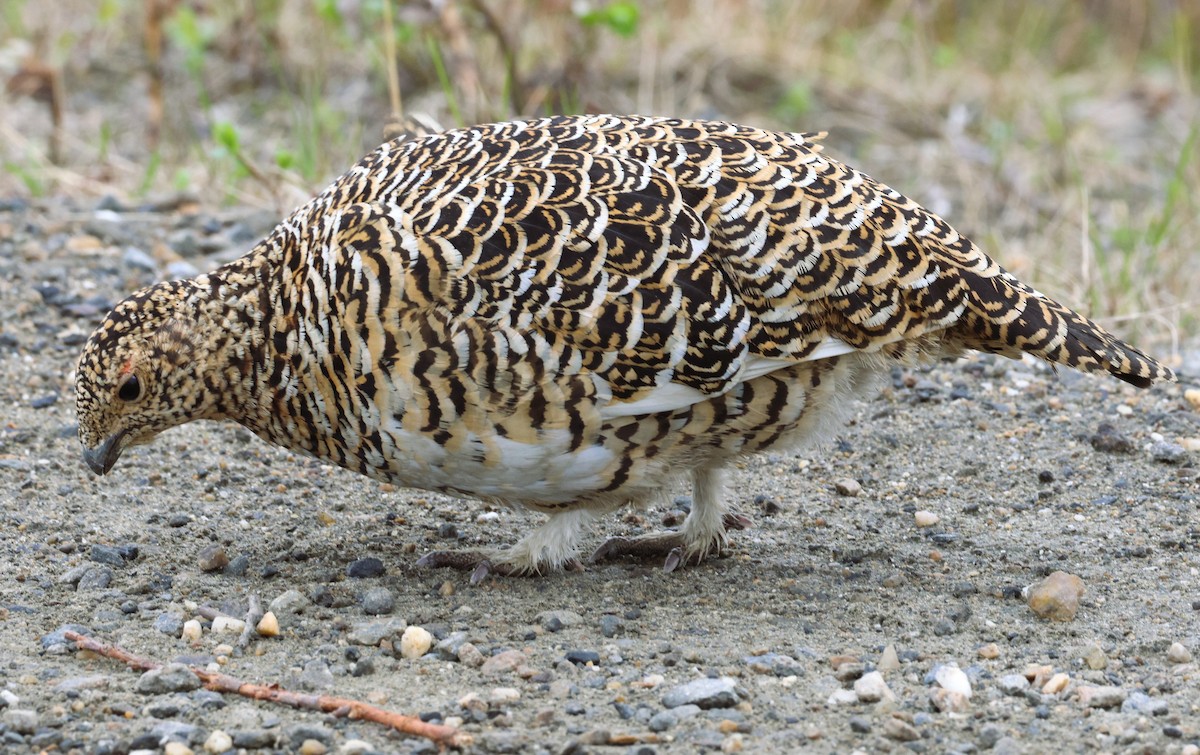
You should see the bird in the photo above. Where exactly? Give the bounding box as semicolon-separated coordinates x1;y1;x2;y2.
75;114;1175;582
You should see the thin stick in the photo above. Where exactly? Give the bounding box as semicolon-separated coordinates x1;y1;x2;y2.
65;631;470;749
238;594;263;649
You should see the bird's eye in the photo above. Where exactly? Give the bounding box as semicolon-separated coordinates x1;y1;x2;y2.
117;374;142;402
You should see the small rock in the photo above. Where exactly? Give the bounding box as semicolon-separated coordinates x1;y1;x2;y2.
834;478;861;497
599;614;623;637
211;616;245;634
536;609;584;629
935;665;972;698
154;610;185;637
1167;642;1193;664
1090;422;1135;453
268;589;309;618
482;649;528;675
122;246;158;271
300;660;334;690
1026;571;1084;621
1185;388;1200;411
164;741;195;755
489;687;520;704
977;642;1000;659
360;587;395;615
137;663;201;693
298;739;328;755
197;545;229;572
1122;691;1168;716
90;544;127;567
203;729;233;753
182;619;203;642
826;688;859;706
256;611;280;637
565;649;601;666
998;673;1029;695
1150;441;1187;465
662;677;742;709
1082;644;1108;670
400;626;433;659
1041;672;1070;695
30;393;59;409
346;557;385;578
1077;685;1126;709
914;510;939;527
877;643;901;672
338;740;374;755
883;717;920;741
3;709;38;734
854;671;895;703
347;618;406;646
848;715;871;733
457;642;486;667
929;687;970;713
77;566;113;591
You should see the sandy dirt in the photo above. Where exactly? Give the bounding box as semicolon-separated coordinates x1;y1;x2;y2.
1;199;1198;754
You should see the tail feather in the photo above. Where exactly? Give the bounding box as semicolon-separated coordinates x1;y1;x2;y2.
956;271;1174;388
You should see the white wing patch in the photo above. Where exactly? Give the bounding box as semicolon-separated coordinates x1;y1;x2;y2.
597;337;856;420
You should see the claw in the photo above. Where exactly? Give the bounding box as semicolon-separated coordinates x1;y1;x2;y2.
723;512;754;531
469;560;493;585
663;547;683;573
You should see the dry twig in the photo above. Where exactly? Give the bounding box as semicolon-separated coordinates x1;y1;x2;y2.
64;631;470;750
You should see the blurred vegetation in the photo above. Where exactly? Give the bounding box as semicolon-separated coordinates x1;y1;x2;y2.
0;0;1197;347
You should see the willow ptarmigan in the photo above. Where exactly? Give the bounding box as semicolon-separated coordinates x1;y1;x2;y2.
76;114;1174;581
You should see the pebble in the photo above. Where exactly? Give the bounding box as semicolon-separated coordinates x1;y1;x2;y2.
435;631;469;660
742;652;803;677
164;742;194;755
359;587;395;615
136;663;201;694
599;614;624;637
536;609;584;629
481;649;528;675
203;730;232;753
877;643;900;672
1081;644;1108;670
211;616;245;634
29;393;59;409
1090;422;1135;453
929;687;970;713
834;478;861;497
256;611;280;637
1026;571;1084;621
662;677;742;709
972;642;998;660
827;688;858;706
1150;441;1188;464
934;665;972;698
1041;672;1070;695
1122;691;1169;716
284;723;334;749
346;618;407;646
77;566;113;591
883;717;920;741
914;510;939;527
298;739;328;755
1077;685;1126;708
154;610;185;637
300;660;335;690
90;544;128;567
457;643;486;667
1185;388;1200;411
489;687;520;704
182;620;203;642
197;545;229;572
998;674;1029;695
649;704;701;731
853;671;895;703
565;649;601;666
268;589;310;618
400;626;433;659
346;557;385;578
1167;642;1193;664
3;708;38;734
339;740;374;755
848;715;871;733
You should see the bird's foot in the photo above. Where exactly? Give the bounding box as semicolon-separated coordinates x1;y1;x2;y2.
417;549;583;585
590;512;753;572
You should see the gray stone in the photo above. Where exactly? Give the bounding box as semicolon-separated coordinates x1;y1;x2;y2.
300;660;334;690
998;674;1029;695
77;566;113;591
54;675;109;693
1121;691;1168;716
742;652;803;677
360;587;395;615
661;677;742;709
153;610;185;637
1150;441;1187;465
136;663;202;694
90;544;127;567
268;589;309;619
121;247;158;272
3;708;38;734
231;730;275;748
41;623;92;652
536;609;584;629
165;260;200;279
435;631;469;660
346;557;386;578
58;564;90;586
347;618;406;646
283;722;333;748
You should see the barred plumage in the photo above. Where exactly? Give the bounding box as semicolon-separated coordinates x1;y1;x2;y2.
75;115;1174;579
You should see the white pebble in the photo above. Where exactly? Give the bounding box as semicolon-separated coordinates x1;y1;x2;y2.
204;730;232;753
181;620;202;642
211;616;245;634
1042;672;1070;694
914;511;940;528
935;665;972;698
489;687;520;703
1167;642;1193;664
400;625;433;659
826;688;858;706
853;671;895;703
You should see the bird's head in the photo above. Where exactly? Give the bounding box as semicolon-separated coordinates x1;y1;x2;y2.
76;279;207;475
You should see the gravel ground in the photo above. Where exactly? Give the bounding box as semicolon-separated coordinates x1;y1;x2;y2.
1;197;1199;754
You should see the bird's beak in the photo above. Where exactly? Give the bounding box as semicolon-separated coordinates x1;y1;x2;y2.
82;430;126;475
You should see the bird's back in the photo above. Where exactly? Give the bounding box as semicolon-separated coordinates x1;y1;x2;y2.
233;115;1170;503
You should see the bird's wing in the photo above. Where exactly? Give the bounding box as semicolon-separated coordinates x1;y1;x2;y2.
325;116;1169;423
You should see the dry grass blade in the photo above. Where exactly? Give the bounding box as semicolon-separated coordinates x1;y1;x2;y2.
64;631;472;750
